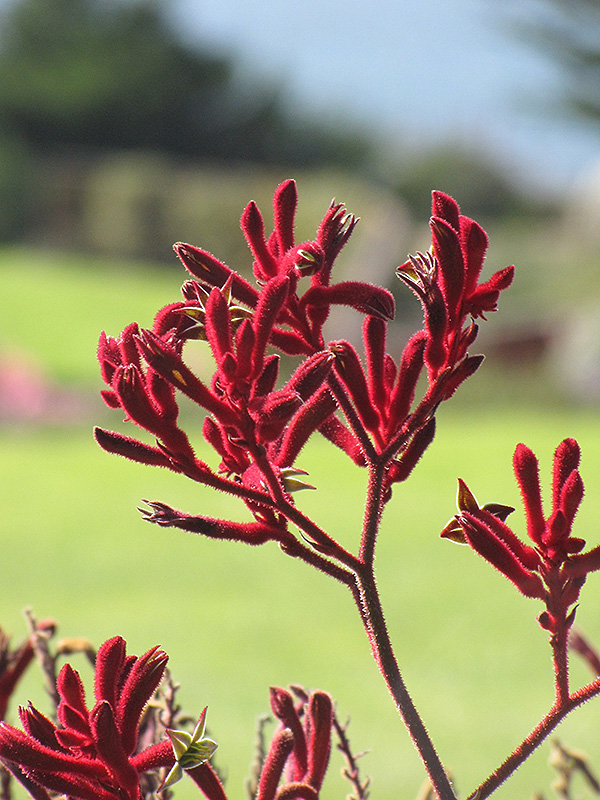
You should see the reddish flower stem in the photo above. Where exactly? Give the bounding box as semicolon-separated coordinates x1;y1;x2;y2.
468;675;600;800
353;569;456;800
327;372;378;463
359;463;385;567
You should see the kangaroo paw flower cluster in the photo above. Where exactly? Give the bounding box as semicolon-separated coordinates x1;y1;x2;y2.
0;636;178;799
95;182;513;556
444;439;600;639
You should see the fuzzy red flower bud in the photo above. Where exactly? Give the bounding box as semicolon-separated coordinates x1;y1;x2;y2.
562;545;600;579
241;200;279;281
386;331;426;434
251;276;290;378
254;390;302;442
440;354;484;400
136;330;237;425
513;443;546;546
331;341;380;433
460;216;488;298
256;730;294;800
318;415;366;466
269;687;307;775
364;315;387;416
187;762;229;800
276;387;337;467
431;191;460;231
139;502;288;546
389;418;436;484
560;469;584;526
460;514;545;599
174;242;259;308
553;438;581;510
93;428;178;470
205;287;234;364
305;692;332;790
302;281;395;321
430;216;464;324
273;179;298;255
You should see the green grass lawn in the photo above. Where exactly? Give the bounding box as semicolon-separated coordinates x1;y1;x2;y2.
2;410;600;800
2;246;600;798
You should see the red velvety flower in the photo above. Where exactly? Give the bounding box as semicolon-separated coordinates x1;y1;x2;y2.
257;686;332;800
0;637;174;800
96;182;512;541
444;439;599;635
397;191;513;378
95;182;388;515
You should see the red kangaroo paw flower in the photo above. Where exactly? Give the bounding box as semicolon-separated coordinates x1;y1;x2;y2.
269;687;307;777
91;702;138;795
552;438;581;510
386;331;426;435
116;646;168;756
139;502;287;546
136;330;237;425
273;179;298;255
471;509;540;572
459;513;545;599
285;351;334;402
430;216;464;325
302;281;395;321
256;729;294;800
439;354;484;400
56;665;88;732
251;276;291;378
241;200;279;281
563;545;600;579
318;415;366;466
187;761;229;800
254;354;280;397
94;637;127;709
93;427;178;470
254;390;302;442
388;417;436;484
560;469;584;526
234;318;256;382
331;341;380;433
465;266;514;318
205;287;234;365
316;199;358;272
305;692;332;790
513;443;546;547
431;190;460;232
364;315;387;418
113;365;160;431
276;387;337;467
174;242;260;308
19;705;61;749
459;215;488;298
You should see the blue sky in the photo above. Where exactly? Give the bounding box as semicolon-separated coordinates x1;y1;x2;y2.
173;0;600;194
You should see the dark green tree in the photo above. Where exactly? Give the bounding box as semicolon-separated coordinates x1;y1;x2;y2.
508;0;600;122
0;0;371;167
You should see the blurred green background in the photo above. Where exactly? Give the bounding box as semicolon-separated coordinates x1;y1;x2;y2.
1;1;600;799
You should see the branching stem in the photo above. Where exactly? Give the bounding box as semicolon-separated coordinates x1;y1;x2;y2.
468;675;600;799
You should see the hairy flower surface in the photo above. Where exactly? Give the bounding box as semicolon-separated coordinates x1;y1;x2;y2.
0;636;175;800
444;439;599;636
95;183;513;554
